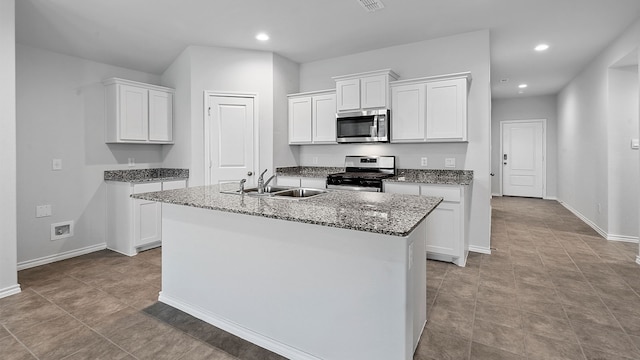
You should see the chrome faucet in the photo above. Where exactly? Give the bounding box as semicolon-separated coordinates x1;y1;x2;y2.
257;169;275;194
239;178;247;193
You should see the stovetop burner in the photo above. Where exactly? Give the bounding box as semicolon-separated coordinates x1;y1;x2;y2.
326;156;396;191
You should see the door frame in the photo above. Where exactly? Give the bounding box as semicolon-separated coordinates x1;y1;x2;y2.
203;91;260;186
499;119;547;198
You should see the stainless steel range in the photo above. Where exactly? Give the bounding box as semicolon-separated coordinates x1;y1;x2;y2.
327;156;395;192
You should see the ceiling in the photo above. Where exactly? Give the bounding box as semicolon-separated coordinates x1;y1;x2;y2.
15;0;640;99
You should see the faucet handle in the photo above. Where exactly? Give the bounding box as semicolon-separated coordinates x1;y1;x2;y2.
260;169;268;178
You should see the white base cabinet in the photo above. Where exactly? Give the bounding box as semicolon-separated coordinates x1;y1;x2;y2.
107;179;187;256
384;182;470;266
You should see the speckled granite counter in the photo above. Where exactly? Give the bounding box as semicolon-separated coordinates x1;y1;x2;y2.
385;169;473;186
104;168;189;183
132;185;442;237
275;166;343;178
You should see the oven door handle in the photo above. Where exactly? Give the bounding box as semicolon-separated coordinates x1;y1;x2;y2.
327;185;381;192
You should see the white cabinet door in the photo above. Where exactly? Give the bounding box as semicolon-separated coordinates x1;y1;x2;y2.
360;74;387;109
288;97;312;144
133;199;161;247
336;79;361;112
425;202;460;257
119;84;148;141
131;182;162;248
390;83;426;142
148;90;173;142
312;93;337;144
426;78;467;142
301;178;327;189
383;182;420;195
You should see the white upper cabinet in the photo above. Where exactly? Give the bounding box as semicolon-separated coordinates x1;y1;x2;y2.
148;89;173;142
333;69;398;112
104;78;175;144
312;93;337;144
335;78;360;112
390;82;427;142
426;77;468;142
288;90;336;145
288;96;312;144
390;72;470;143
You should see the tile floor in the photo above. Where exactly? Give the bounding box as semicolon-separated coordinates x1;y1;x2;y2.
1;197;640;359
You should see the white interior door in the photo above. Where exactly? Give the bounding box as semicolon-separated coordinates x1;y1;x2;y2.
501;120;545;198
206;94;255;186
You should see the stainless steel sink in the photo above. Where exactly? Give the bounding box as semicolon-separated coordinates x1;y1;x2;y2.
244;186;292;195
270;188;328;199
221;186;328;200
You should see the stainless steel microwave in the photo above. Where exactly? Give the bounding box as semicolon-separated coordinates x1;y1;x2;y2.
336;109;389;143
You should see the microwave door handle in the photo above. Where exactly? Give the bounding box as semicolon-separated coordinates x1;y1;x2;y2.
371;116;378;137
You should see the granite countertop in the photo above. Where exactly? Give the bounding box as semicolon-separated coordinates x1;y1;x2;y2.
132;185;442;237
385;169;473;186
276;166;343;178
104;168;189;183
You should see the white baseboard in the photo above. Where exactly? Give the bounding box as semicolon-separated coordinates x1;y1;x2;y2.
559;201;607;239
636;255;640;265
159;293;322;360
491;193;501;197
607;234;639;243
0;284;21;299
543;196;558;200
17;243;107;270
468;245;491;254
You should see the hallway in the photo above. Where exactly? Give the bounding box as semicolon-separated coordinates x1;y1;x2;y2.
417;196;640;359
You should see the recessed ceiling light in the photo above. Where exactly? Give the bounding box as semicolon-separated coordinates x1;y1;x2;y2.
535;44;549;51
256;33;269;41
518;84;528;89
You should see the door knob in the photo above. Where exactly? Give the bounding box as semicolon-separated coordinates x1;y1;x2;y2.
503;162;507;165
247;171;253;176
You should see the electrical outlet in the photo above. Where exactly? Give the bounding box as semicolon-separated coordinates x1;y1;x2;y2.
420;157;428;167
445;158;456;168
313;157;319;164
632;139;640;150
128;158;135;167
36;205;52;218
52;159;62;171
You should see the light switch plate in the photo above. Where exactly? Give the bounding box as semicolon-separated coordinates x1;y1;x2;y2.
631;139;639;150
52;159;62;171
445;158;456;168
36;205;52;218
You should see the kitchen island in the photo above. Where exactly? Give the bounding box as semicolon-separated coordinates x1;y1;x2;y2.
133;185;442;360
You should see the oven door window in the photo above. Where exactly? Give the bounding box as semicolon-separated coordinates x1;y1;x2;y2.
337;116;376;138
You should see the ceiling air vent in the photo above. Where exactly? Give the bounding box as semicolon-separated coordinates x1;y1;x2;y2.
357;0;385;12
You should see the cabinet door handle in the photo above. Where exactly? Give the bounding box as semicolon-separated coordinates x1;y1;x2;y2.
247;171;253;176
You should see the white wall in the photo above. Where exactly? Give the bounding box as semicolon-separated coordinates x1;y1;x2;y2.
273;53;300;167
607;65;639;240
0;0;20;298
298;30;492;252
16;44;163;265
491;95;558;199
161;45;276;186
558;18;640;240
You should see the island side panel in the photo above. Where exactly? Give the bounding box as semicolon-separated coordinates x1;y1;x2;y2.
159;203;425;360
